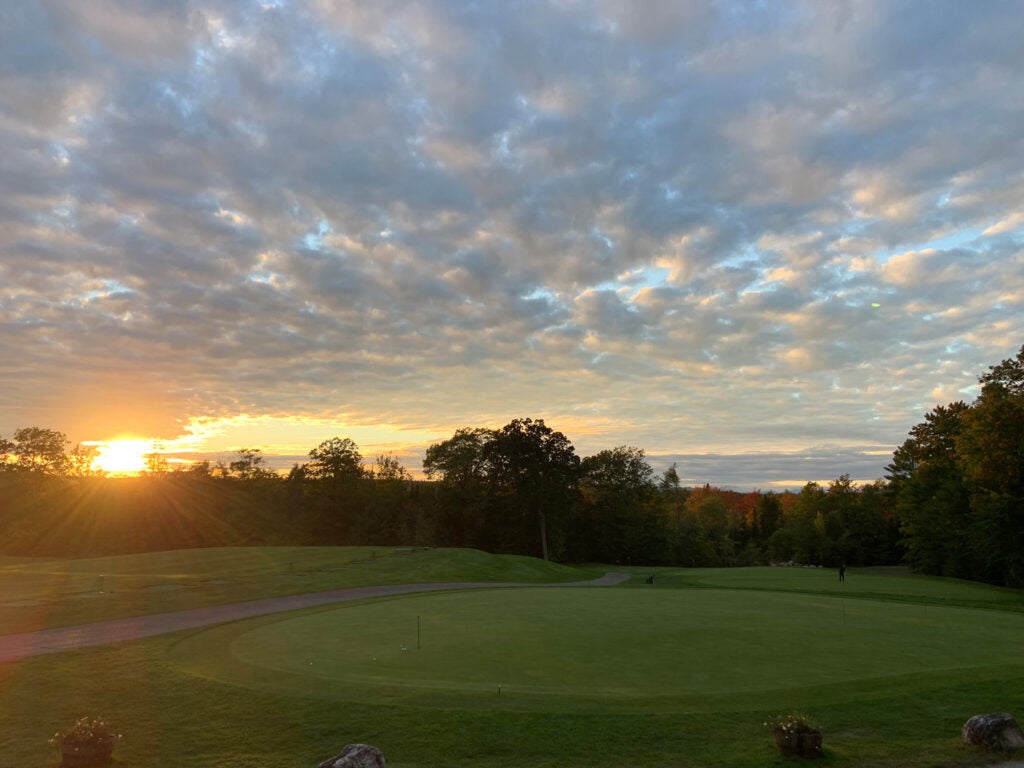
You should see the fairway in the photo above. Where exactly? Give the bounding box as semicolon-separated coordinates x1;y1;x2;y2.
170;585;1024;714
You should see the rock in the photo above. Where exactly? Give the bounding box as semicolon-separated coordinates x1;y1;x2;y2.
317;743;387;768
962;713;1024;750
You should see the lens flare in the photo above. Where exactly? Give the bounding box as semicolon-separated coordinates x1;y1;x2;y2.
93;440;155;475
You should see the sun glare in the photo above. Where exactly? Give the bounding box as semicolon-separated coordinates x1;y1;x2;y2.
93;439;155;475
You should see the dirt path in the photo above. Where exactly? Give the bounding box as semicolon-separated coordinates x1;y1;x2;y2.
0;572;630;663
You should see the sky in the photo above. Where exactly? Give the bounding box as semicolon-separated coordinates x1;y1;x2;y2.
1;0;1023;489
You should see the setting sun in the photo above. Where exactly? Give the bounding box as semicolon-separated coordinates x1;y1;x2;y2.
93;439;155;475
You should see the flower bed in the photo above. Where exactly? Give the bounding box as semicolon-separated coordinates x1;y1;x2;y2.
767;712;822;758
50;717;120;767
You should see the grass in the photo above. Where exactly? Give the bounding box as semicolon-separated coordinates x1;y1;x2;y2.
637;565;1024;612
0;546;600;634
169;587;1024;712
2;550;1023;767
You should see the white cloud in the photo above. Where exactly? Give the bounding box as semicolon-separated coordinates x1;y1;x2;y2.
983;212;1024;237
0;0;1022;487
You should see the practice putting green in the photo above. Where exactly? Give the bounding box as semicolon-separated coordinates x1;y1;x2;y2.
170;586;1024;714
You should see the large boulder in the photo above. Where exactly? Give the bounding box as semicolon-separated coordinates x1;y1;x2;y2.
317;744;387;768
962;713;1024;750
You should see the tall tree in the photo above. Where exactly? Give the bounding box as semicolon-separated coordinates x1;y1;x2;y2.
228;448;276;480
144;452;172;475
0;435;15;468
357;454;415;545
68;444;102;477
955;353;1024;585
483;418;580;560
369;454;411;482
684;486;736;565
886;347;1024;585
307;437;364;488
978;344;1024;396
581;446;653;492
753;493;782;541
787;482;826;565
887;402;973;577
576;446;659;563
423;428;492;489
423;428;493;547
659;462;681;492
8;427;70;475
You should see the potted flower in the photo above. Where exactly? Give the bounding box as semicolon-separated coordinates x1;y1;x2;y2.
766;712;822;758
50;716;121;767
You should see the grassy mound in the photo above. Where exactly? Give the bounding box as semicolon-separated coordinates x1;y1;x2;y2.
0;547;600;633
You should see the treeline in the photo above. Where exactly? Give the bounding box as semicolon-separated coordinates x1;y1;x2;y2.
0;421;900;571
2;345;1021;586
886;345;1024;587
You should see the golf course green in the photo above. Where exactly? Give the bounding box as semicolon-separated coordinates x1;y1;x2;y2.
3;549;1024;767
170;585;1024;714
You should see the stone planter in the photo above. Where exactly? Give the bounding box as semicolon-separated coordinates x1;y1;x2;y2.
773;727;823;758
60;740;115;768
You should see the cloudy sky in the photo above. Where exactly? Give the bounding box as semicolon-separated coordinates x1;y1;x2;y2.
2;0;1022;488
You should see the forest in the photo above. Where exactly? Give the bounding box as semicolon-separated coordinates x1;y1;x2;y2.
1;346;1021;587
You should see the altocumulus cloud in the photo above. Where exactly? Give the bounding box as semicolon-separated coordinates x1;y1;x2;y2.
1;0;1022;487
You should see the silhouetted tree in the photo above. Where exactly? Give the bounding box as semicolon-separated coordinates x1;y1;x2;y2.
888;402;973;577
3;427;70;475
575;446;660;562
228;448;276;480
423;428;493;546
307;437;364;488
68;444;102;477
423;428;492;487
956;347;1024;584
482;418;580;560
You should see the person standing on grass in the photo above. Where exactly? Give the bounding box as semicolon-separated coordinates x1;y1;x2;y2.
839;564;846;583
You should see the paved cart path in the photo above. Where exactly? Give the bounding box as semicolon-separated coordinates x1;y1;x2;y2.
0;572;630;663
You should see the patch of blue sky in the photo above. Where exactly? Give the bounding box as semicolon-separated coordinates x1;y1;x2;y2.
302;219;332;251
50;142;70;165
944;338;974;356
737;245;791;292
958;382;982;398
158;82;196;118
246;271;278;285
193;46;213;73
914;227;985;251
76;279;133;303
870;226;986;265
718;243;762;270
592;266;672;296
520;287;559;303
592;227;614;250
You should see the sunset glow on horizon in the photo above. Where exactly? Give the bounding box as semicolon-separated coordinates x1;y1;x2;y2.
90;439;158;476
2;2;1022;489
